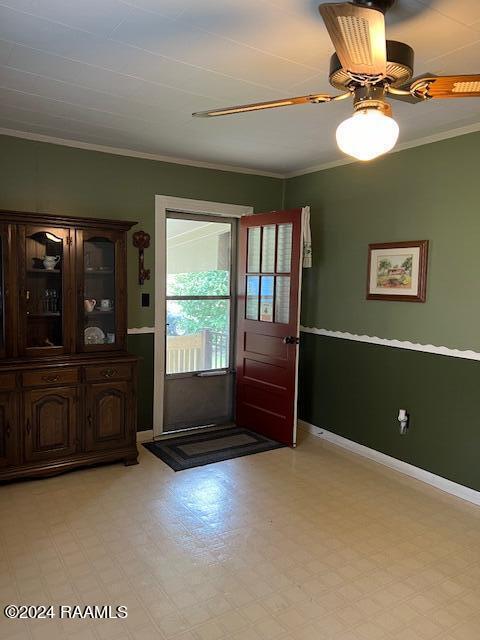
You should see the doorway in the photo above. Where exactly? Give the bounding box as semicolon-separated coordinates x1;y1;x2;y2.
163;212;237;432
153;196;253;438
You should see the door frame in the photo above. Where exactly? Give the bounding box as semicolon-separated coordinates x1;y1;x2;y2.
153;196;253;438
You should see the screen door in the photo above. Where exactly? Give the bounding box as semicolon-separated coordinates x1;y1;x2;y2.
163;212;237;432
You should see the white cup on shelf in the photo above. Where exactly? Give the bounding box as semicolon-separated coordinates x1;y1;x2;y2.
100;299;113;311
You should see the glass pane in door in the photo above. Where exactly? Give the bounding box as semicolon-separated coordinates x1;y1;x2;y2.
277;224;292;273
275;276;290;324
260;276;274;322
83;237;116;346
25;230;64;349
247;226;261;273
261;225;276;273
246;275;260;320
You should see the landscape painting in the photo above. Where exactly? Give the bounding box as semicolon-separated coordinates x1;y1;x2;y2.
367;241;429;302
376;253;413;289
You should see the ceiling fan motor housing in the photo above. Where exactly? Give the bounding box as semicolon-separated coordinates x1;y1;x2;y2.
329;40;414;90
352;0;396;13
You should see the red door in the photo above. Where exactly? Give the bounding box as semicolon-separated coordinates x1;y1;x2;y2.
236;209;303;446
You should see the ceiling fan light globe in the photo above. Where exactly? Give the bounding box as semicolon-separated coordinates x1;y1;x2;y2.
336;108;399;161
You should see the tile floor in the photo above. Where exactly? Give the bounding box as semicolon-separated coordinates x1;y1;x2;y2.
1;429;480;640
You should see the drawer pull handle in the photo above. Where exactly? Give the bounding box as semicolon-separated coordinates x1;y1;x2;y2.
26;419;31;435
42;374;60;383
87;413;93;428
101;368;116;378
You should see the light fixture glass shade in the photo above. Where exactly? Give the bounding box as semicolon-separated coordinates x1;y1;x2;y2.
336;108;399;161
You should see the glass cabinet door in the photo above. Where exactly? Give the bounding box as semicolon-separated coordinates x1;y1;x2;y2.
0;225;8;358
80;230;125;351
22;226;71;356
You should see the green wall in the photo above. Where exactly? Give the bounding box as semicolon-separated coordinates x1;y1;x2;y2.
0;134;283;328
299;334;480;491
127;333;154;432
287;131;480;491
0;133;283;429
287;131;480;350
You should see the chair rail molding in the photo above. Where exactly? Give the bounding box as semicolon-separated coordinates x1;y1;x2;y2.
300;326;480;362
128;327;155;335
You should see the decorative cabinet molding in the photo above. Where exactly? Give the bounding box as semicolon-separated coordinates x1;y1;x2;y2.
0;210;139;482
0;392;17;468
86;381;132;452
23;387;78;463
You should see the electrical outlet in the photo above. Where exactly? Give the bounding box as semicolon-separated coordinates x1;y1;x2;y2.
398;409;409;435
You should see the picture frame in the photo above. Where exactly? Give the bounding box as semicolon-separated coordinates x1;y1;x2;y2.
367;240;429;302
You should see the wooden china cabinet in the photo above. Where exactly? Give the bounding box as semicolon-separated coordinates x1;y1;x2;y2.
0;210;139;482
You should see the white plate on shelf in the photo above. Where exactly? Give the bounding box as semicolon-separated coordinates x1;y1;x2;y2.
84;326;105;345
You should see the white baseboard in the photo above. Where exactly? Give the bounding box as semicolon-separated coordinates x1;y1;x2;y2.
298;420;480;507
136;429;153;443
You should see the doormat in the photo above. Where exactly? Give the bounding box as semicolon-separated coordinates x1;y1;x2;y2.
143;426;286;471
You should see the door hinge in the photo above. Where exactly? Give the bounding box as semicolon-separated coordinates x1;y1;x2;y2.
66;236;73;246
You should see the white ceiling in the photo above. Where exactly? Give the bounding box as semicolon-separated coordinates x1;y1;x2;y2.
0;0;479;175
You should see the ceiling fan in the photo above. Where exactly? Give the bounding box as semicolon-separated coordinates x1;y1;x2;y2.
192;0;480;161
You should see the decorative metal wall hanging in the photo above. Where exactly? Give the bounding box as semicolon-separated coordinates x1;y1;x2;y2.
132;230;151;286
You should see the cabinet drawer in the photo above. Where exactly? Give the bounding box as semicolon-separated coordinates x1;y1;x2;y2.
85;364;131;382
22;368;79;388
0;373;16;390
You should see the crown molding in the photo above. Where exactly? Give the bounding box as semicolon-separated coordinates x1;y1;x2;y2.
2;120;480;181
0;127;284;179
300;326;480;362
285;120;480;178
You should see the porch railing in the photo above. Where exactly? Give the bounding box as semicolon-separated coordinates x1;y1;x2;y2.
166;330;229;374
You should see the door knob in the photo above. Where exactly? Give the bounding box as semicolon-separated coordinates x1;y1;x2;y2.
283;336;300;345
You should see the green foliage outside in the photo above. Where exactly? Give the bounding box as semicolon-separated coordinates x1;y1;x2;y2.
167;271;229;335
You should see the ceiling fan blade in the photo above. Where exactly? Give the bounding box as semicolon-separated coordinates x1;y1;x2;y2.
192;94;333;117
319;2;387;78
411;75;480;99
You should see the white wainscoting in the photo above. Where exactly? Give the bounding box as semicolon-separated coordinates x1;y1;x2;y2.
300;326;480;362
128;327;155;335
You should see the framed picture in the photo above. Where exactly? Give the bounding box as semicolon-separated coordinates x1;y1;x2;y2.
367;240;429;302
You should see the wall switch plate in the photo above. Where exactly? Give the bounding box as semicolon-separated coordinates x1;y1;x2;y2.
141;293;150;307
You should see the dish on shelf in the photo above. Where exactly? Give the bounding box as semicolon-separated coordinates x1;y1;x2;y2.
84;326;105;345
84;266;112;272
